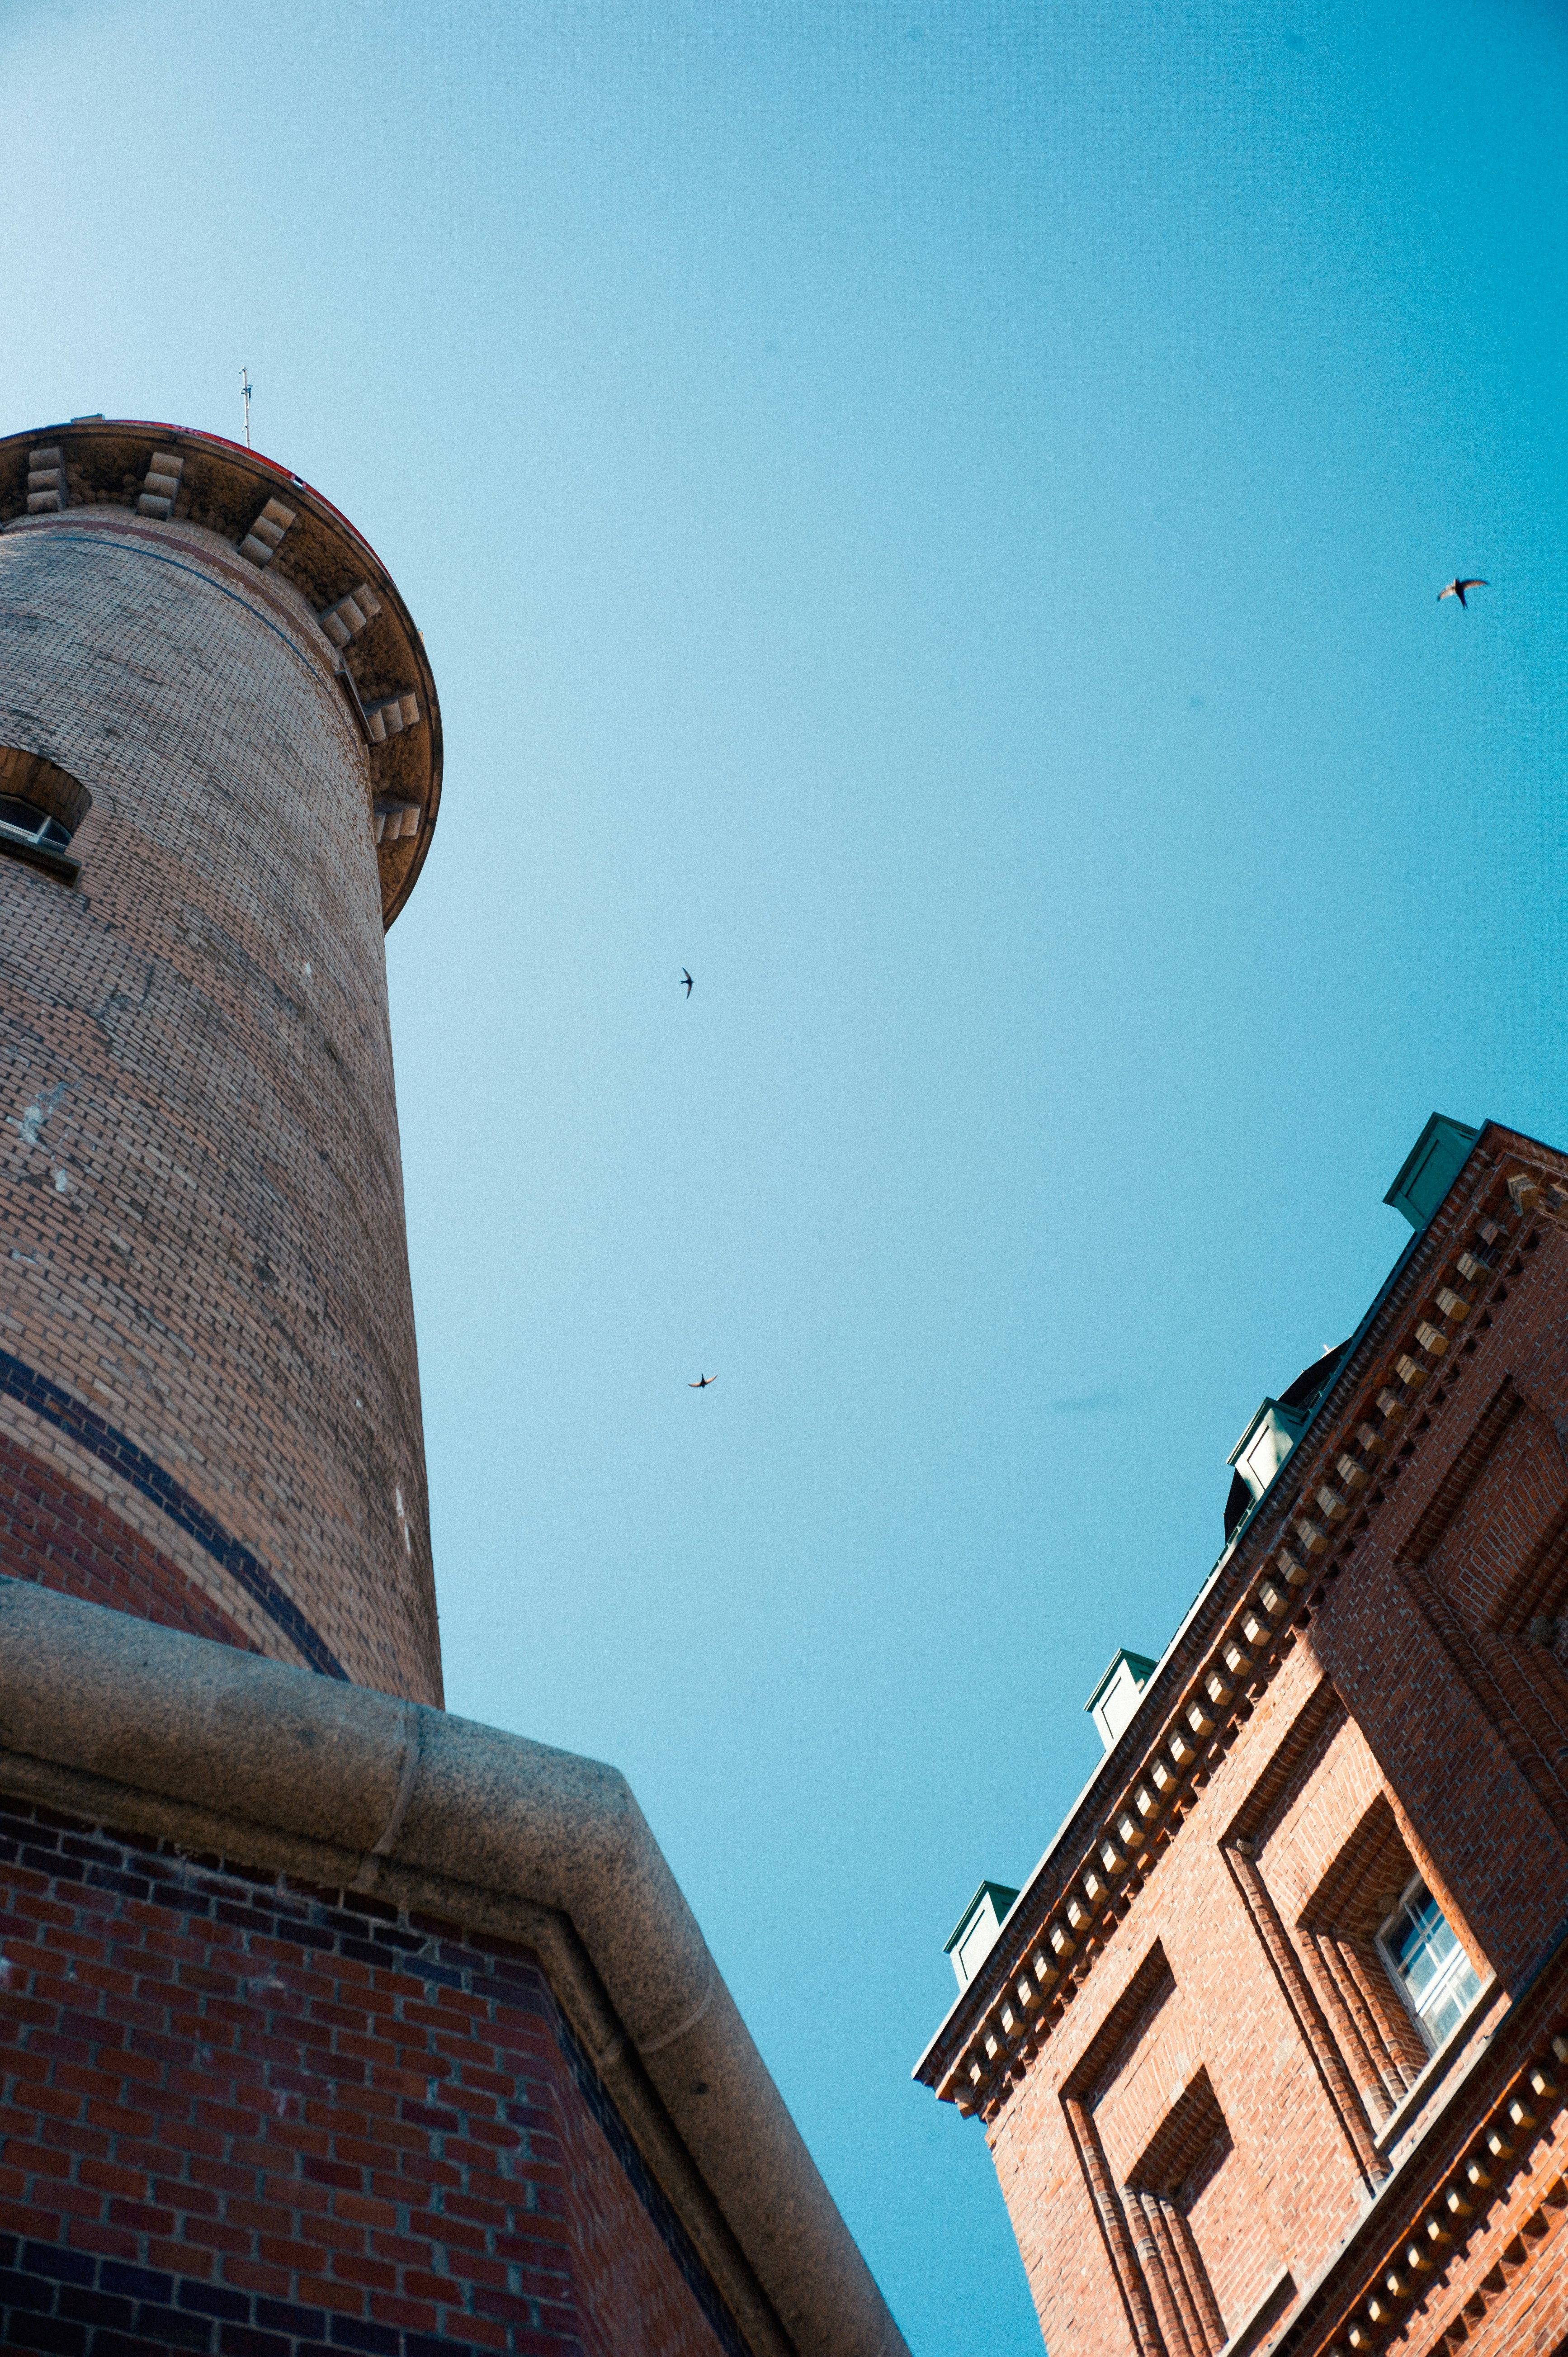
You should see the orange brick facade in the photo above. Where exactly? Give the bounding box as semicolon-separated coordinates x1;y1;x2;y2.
916;1126;1568;2357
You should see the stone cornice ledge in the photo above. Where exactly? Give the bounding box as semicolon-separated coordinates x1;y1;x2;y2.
0;1576;910;2357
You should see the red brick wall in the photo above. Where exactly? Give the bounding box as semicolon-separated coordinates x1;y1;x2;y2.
992;1646;1379;2356
1180;2132;1262;2332
1379;2109;1568;2355
0;1794;748;2357
0;1439;256;1654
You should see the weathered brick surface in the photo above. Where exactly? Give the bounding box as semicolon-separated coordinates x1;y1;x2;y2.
0;1796;744;2357
0;1427;255;1651
921;1131;1568;2355
0;504;440;1701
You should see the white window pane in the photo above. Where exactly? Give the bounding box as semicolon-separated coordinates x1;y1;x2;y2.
1396;1898;1455;2001
1383;1879;1480;2050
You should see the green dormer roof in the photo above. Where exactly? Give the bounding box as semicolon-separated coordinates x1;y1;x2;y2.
1384;1114;1481;1233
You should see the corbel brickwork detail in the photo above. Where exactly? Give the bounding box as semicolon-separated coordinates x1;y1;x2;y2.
924;1142;1568;2125
1285;2021;1568;2355
1223;1834;1385;2187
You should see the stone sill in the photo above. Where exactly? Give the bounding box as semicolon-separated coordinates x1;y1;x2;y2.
1373;1973;1499;2155
0;1576;909;2357
0;832;80;885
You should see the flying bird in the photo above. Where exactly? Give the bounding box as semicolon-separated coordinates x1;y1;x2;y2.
681;969;694;996
689;1373;716;1389
1439;577;1489;608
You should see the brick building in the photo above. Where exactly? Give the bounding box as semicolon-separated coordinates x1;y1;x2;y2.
0;417;908;2357
916;1116;1568;2357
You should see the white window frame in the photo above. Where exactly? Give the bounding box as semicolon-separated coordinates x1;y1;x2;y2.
0;796;72;855
1376;1872;1481;2054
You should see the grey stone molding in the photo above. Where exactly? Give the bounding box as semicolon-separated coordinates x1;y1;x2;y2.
0;1577;911;2357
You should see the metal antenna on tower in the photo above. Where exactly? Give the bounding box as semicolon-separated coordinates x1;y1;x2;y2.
241;369;253;449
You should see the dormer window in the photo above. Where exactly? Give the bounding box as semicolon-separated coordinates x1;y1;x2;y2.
943;1881;1021;1990
1223;1340;1351;1542
1230;1399;1309;1507
0;795;74;853
1084;1648;1158;1750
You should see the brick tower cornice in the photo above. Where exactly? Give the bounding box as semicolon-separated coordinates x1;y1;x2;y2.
0;416;440;926
914;1121;1568;2124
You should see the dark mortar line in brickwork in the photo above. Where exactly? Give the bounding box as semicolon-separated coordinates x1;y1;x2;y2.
552;2011;752;2357
0;1421;263;1656
0;1349;346;1679
20;533;326;682
0;1799;536;1979
0;2241;587;2357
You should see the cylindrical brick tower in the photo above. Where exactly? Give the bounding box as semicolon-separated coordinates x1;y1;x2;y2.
0;418;444;1702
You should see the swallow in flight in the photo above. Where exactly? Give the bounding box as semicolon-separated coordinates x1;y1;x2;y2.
689;1373;716;1389
1439;578;1489;608
681;970;694;996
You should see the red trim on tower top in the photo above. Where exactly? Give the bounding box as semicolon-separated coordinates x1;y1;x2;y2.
94;417;387;568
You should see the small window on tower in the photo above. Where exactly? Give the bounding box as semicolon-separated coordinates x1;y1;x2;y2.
0;795;74;852
1377;1875;1481;2051
0;751;91;883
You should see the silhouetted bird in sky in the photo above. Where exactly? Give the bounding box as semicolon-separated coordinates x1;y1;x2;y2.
1439;577;1489;608
681;969;694;996
689;1373;716;1389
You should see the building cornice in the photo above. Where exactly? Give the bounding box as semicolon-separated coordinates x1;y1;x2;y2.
914;1123;1568;2124
0;418;440;927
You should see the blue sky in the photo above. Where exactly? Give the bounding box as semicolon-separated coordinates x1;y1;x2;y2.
4;1;1567;2347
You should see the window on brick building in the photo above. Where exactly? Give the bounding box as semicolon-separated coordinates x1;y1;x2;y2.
1297;1794;1459;2117
1377;1875;1481;2051
0;795;74;852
